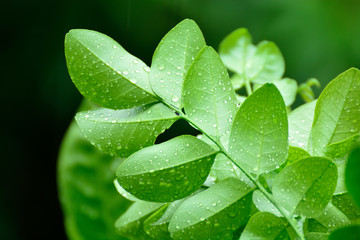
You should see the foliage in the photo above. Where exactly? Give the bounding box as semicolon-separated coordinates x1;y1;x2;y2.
61;19;360;239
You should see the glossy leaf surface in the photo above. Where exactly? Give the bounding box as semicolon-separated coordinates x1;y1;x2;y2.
116;135;218;202
183;47;238;140
229;83;288;175
273;157;337;218
309;68;360;155
65;29;157;109
240;212;289;240
150;19;205;107
169;178;254;240
75;103;179;157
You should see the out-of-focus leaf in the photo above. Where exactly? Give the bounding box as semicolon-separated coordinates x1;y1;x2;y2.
329;225;360;240
273;78;298;107
345;148;360;207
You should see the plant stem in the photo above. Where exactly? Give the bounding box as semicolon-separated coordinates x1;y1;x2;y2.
162;101;305;240
244;75;252;96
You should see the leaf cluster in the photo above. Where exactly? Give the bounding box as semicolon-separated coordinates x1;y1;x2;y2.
62;19;360;240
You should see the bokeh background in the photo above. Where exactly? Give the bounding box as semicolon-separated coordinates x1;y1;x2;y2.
1;0;360;239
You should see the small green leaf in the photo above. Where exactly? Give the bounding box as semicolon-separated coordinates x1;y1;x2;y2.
58;113;131;240
329;225;360;240
273;157;338;218
114;179;139;202
115;201;164;240
246;41;285;84
273;78;298;107
150;19;206;108
334;161;347;195
286;146;311;166
169;178;254;240
324;135;360;160
252;190;282;217
298;78;320;103
219;28;255;75
332;193;360;223
75;102;179;157
309;68;360;155
65;29;157;109
183;46;238;140
288;100;317;150
312;203;350;231
229;83;288;175
116;135;218;202
240;212;289;240
346;148;360;207
230;74;245;90
305;232;329;240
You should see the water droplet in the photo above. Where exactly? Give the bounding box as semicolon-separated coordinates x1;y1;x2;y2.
171;95;179;102
158;64;165;71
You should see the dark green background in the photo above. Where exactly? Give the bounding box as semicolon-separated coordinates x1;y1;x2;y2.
1;0;360;239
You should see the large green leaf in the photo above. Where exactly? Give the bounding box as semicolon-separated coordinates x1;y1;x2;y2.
229;83;288;175
239;212;289;240
65;29;157;109
288;100;317;150
75;102;179;157
345;148;360;207
169;178;254;240
116;135;218;202
58;113;130;240
219;28;255;74
309;68;360;155
115;201;164;240
246;41;285;84
329;225;360;240
183;46;238;140
273;157;338;218
150;19;205;108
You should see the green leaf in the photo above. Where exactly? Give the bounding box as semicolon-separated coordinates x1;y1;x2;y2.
334;161;347;195
116;135;218;202
58;116;131;240
75;102;179;157
332;193;360;222
346;148;360;207
115;201;164;240
305;232;329;240
288;100;317;150
273;78;298;107
286;146;311;166
312;203;350;231
229;83;288;175
150;19;206;108
114;179;140;202
329;225;360;240
183;46;238;140
230;74;245;90
273;157;338;218
219;28;255;75
239;212;289;240
252;190;282;217
309;68;360;155
324;135;360;160
169;178;254;240
65;29;157;109
246;41;285;84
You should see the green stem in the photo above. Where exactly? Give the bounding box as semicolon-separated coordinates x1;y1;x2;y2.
162;100;305;240
244;76;252;96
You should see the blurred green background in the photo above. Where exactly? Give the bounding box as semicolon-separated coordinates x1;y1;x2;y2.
1;0;359;239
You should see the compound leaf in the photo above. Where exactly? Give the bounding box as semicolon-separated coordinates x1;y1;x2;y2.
273;157;338;218
169;178;254;240
65;29;157;109
115;201;164;240
75;102;179;158
183;46;238;140
345;148;360;207
239;212;289;240
58;107;131;240
116;135;218;202
229;83;288;175
150;19;205;108
309;68;360;155
288;100;317;150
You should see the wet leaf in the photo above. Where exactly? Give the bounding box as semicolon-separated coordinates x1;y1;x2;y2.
286;146;311;166
332;193;360;223
324;135;360;161
252;190;282;217
229;83;288;175
183;46;238;140
65;29;157;109
288;100;317;150
75;102;179;157
239;212;290;240
312;203;350;231
305;232;329;240
116;135;218;202
309;68;360;155
115;201;164;240
345;148;360;207
150;19;205;108
169;178;254;240
273;157;338;218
